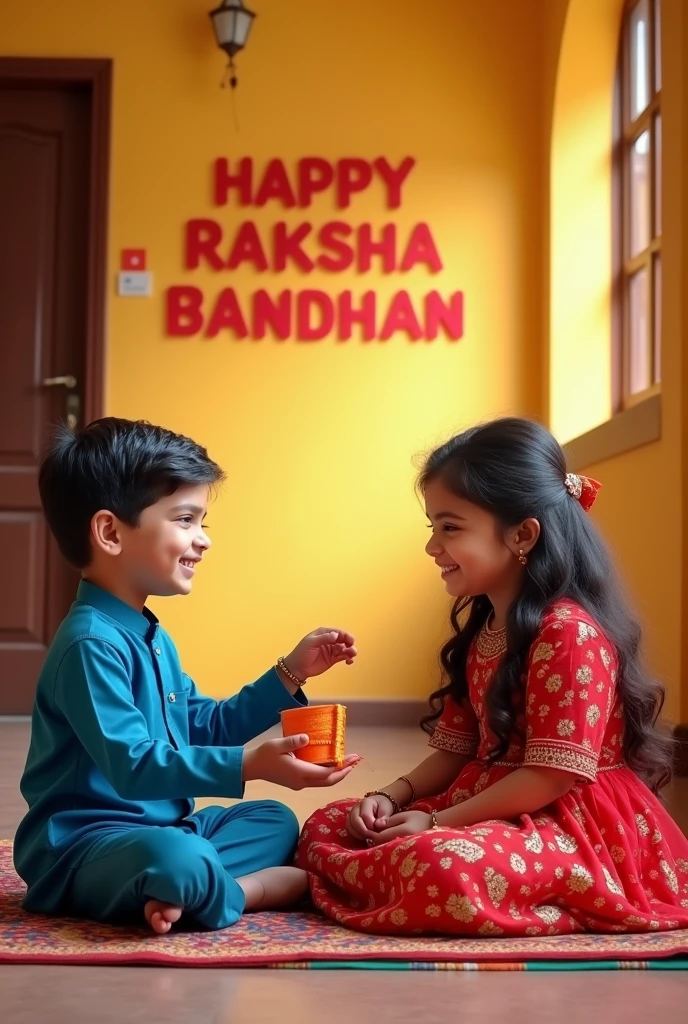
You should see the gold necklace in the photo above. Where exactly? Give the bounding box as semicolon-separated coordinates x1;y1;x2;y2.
476;618;507;658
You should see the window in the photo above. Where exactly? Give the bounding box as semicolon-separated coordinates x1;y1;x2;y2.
615;0;661;408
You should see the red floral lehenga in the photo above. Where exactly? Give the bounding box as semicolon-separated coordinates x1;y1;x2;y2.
296;602;688;936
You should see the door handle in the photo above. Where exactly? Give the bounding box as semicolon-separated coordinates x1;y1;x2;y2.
65;392;80;430
42;375;80;428
43;375;77;388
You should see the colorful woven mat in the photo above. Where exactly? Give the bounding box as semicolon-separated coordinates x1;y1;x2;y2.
1;842;687;968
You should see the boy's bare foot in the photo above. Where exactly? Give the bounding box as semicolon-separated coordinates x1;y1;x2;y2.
237;866;309;912
144;899;183;934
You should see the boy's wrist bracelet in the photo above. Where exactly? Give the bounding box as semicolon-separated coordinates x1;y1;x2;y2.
277;656;307;688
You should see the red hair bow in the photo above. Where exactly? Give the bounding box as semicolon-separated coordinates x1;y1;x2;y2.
564;473;601;513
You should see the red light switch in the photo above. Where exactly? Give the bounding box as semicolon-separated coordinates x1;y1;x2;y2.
121;249;147;271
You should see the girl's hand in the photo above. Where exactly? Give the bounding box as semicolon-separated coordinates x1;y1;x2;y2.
346;794;395;842
283;627;357;682
370;810;433;845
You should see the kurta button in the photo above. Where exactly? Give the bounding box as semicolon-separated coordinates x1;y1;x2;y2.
154;647;161;656
168;693;176;703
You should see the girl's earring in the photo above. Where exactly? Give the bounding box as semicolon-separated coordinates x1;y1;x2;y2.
518;549;527;566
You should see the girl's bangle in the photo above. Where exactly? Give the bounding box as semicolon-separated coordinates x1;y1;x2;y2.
398;775;416;804
365;790;402;815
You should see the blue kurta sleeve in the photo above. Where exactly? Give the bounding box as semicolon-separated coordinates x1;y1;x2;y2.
185;667;307;747
54;637;246;800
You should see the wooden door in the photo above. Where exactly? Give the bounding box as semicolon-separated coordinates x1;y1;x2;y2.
0;65;110;714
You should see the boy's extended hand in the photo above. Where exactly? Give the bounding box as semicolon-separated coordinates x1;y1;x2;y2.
283;627;357;682
243;734;361;790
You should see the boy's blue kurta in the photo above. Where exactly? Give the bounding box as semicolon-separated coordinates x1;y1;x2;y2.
13;580;306;928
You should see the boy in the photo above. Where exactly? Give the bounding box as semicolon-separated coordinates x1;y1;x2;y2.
13;418;359;933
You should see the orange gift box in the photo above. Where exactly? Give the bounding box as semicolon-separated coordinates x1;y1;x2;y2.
280;704;347;768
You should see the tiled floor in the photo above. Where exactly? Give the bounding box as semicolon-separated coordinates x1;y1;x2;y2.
1;720;687;1022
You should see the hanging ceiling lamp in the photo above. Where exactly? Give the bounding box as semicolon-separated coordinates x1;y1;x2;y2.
209;0;256;89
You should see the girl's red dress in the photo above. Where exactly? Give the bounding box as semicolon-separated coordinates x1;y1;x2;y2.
296;602;688;935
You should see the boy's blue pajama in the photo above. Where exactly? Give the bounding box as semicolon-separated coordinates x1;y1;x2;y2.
13;581;306;929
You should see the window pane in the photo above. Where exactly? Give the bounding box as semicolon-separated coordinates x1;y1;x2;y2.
629;268;650;395
630;0;650;120
654;113;661;235
654;254;661;384
629;131;650;256
655;0;661;91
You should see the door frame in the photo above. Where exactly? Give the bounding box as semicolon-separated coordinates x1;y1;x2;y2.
0;57;111;423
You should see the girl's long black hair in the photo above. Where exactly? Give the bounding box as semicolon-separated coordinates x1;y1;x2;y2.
419;418;673;793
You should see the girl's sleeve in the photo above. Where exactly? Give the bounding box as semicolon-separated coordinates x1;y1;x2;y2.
429;694;479;758
523;613;617;782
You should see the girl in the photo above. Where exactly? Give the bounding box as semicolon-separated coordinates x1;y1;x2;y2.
296;418;688;936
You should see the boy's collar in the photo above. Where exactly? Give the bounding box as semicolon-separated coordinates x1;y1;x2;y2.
76;579;159;637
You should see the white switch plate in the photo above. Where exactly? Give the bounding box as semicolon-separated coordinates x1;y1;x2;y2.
118;271;153;297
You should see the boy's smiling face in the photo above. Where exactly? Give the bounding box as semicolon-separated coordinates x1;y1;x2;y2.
87;482;213;609
121;483;212;602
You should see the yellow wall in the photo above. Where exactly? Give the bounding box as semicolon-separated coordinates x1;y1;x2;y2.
676;0;688;726
539;0;570;425
551;0;687;724
550;0;624;443
4;0;552;700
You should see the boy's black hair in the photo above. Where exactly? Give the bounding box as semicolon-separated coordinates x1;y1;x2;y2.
39;417;225;568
